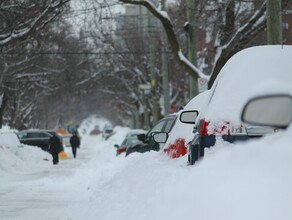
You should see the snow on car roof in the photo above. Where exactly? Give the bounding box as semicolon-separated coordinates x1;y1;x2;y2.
125;129;146;137
204;45;292;124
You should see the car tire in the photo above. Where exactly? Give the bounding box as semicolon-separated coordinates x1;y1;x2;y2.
189;144;199;165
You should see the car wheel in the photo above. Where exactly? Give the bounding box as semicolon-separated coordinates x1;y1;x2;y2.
189;144;199;165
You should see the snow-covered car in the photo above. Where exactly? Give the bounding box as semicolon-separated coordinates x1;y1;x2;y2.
102;127;114;140
17;129;63;152
125;114;177;157
180;45;292;164
114;129;145;156
0;132;23;148
153;90;210;159
90;126;102;135
114;135;142;156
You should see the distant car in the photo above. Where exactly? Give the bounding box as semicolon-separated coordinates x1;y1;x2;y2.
115;136;143;156
180;45;292;164
125;114;177;156
90;126;102;135
17;129;63;152
102;127;114;140
0;132;23;148
114;129;145;156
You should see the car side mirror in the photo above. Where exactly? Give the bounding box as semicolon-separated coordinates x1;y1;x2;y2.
137;133;146;142
180;110;199;124
153;132;168;143
241;94;292;128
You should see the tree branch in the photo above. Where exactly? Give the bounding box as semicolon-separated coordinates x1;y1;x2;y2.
0;0;70;46
209;1;267;87
119;0;209;80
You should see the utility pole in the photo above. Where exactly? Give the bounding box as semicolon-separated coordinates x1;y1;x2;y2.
267;0;282;44
161;0;170;116
187;0;198;98
148;10;159;125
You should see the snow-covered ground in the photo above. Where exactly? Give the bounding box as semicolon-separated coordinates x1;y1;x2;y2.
1;119;292;220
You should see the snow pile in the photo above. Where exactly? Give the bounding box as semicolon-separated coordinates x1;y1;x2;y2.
0;127;51;174
0;143;50;174
1;119;292;220
72;126;131;190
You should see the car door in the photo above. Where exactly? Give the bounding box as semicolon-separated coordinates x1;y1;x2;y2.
146;116;177;150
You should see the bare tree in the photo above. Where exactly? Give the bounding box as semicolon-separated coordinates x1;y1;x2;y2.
0;0;71;128
0;0;70;47
117;0;271;88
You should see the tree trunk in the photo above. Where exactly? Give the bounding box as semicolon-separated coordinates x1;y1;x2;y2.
267;0;282;44
187;0;198;98
0;93;8;129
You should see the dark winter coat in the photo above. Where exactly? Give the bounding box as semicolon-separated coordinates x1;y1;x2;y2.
70;134;80;148
49;135;63;154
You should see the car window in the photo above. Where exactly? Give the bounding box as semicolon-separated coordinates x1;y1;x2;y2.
17;132;28;140
39;132;51;138
26;132;37;138
148;120;167;134
123;137;140;147
27;132;50;138
163;118;176;133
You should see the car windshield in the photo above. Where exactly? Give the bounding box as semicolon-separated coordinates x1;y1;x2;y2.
121;137;140;147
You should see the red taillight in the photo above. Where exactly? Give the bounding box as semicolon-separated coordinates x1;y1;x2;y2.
199;119;210;136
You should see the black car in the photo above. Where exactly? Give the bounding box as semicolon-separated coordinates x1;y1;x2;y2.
17;129;63;152
125;114;177;156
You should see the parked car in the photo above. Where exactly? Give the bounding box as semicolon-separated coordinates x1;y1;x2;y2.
17;129;63;152
114;129;146;156
102;126;114;140
160;90;210;159
115;134;142;156
90;126;102;135
0;131;23;148
125;114;177;157
180;45;292;164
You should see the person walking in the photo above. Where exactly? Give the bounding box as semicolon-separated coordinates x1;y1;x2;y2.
49;134;63;165
70;131;80;158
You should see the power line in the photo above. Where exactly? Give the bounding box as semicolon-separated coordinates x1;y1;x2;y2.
1;51;172;56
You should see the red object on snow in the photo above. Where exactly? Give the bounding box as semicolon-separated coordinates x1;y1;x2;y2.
163;138;187;158
117;146;127;155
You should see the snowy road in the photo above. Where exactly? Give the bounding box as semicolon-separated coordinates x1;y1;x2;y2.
1;125;292;220
0;137;94;220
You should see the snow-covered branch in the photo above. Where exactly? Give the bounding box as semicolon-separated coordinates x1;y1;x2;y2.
118;0;209;80
0;0;70;46
209;1;267;87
